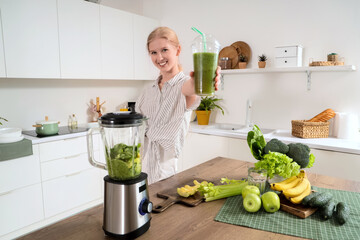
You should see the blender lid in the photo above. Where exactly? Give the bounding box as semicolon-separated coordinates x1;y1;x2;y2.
99;111;146;126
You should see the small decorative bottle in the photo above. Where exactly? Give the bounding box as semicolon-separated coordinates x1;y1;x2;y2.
68;115;73;128
71;114;78;129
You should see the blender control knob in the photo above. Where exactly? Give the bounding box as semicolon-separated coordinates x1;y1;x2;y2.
140;199;153;215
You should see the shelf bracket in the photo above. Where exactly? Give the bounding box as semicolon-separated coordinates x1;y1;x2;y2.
306;70;312;91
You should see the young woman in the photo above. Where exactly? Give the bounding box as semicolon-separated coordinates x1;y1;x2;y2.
136;27;221;184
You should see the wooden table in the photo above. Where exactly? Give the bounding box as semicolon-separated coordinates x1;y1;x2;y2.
20;157;360;240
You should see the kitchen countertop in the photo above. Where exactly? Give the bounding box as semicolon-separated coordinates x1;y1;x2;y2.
18;157;360;240
22;122;360;155
190;122;360;155
23;131;88;144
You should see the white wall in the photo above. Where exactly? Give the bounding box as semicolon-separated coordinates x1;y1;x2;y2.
142;0;360;130
0;79;145;130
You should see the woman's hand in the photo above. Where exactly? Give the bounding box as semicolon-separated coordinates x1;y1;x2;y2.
214;66;221;91
187;66;222;92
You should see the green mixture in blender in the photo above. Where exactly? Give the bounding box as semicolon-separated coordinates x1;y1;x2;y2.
106;143;141;180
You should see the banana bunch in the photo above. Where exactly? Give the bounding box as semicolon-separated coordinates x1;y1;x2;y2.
270;170;312;204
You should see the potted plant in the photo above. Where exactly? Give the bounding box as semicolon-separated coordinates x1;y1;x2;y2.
195;96;224;125
238;54;247;69
258;54;267;68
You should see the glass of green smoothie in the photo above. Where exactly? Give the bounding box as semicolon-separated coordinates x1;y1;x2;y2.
192;34;220;96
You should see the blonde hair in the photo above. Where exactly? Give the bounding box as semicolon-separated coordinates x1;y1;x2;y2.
147;26;182;71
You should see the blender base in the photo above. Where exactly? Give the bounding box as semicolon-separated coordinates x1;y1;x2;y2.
103;220;150;239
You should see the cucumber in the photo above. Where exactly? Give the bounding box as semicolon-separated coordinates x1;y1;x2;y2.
319;200;336;220
335;202;350;225
302;192;321;206
308;192;333;208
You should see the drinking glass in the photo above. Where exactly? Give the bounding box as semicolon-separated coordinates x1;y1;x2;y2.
248;167;267;194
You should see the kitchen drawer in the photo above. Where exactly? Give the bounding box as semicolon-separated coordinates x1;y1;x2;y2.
42;168;101;218
41;151;99;181
275;57;301;67
39;136;87;162
0;183;44;236
275;45;302;58
0;145;41;194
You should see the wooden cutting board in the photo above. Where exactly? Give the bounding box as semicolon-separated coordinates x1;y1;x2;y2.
152;178;209;213
279;194;318;218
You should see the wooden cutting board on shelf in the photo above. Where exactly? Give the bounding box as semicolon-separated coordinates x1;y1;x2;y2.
152;178;209;213
279;194;318;218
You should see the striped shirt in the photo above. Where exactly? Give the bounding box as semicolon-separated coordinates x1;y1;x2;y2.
136;71;200;183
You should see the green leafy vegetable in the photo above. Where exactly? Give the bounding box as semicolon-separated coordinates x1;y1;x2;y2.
247;125;266;160
0;116;8;125
197;178;248;202
254;151;300;179
306;153;315;168
105;143;141;180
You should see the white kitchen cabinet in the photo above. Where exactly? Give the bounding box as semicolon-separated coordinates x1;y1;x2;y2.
100;5;134;79
41;152;96;181
181;132;229;171
0;0;60;78
42;168;101;218
0;145;40;194
57;0;101;79
0;145;43;238
306;149;360;182
38;136;87;162
38;135;102;218
133;14;159;80
227;138;256;163
0;11;6;77
0;183;44;236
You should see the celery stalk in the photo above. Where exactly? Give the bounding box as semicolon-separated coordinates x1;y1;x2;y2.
198;179;248;202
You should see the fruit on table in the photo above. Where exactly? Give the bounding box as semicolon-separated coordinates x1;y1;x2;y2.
289;180;311;204
334;202;350;224
270;170;312;204
261;191;280;213
177;180;201;197
319;200;336;220
282;177;310;198
243;193;262;213
302;192;321;206
270;170;306;192
308;192;333;208
242;185;260;199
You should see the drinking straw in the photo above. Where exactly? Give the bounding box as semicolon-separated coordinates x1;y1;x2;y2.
191;27;207;52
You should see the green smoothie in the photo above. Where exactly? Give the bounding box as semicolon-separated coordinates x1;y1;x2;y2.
193;52;218;96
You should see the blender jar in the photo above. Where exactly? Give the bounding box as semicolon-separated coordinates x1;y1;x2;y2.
87;111;146;180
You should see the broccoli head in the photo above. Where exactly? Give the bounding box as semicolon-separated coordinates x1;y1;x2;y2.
264;138;289;154
286;143;311;168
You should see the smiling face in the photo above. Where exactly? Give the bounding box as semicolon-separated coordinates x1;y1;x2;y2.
148;37;181;76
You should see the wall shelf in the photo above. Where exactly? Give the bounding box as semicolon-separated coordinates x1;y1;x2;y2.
221;65;357;90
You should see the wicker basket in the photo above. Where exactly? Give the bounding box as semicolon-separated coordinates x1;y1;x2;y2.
291;120;330;138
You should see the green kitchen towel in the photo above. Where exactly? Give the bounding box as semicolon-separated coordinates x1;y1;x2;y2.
215;186;360;240
0;139;33;161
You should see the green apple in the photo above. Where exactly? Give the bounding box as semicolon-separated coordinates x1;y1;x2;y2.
243;193;262;213
261;191;280;213
242;185;260;199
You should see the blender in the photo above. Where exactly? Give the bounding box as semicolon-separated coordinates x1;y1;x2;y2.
87;111;152;239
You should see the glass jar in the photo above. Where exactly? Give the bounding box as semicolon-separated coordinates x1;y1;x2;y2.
219;57;231;69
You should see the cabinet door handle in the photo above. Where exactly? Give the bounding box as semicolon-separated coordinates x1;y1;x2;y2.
65;171;82;178
0;190;13;196
65;154;82;159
